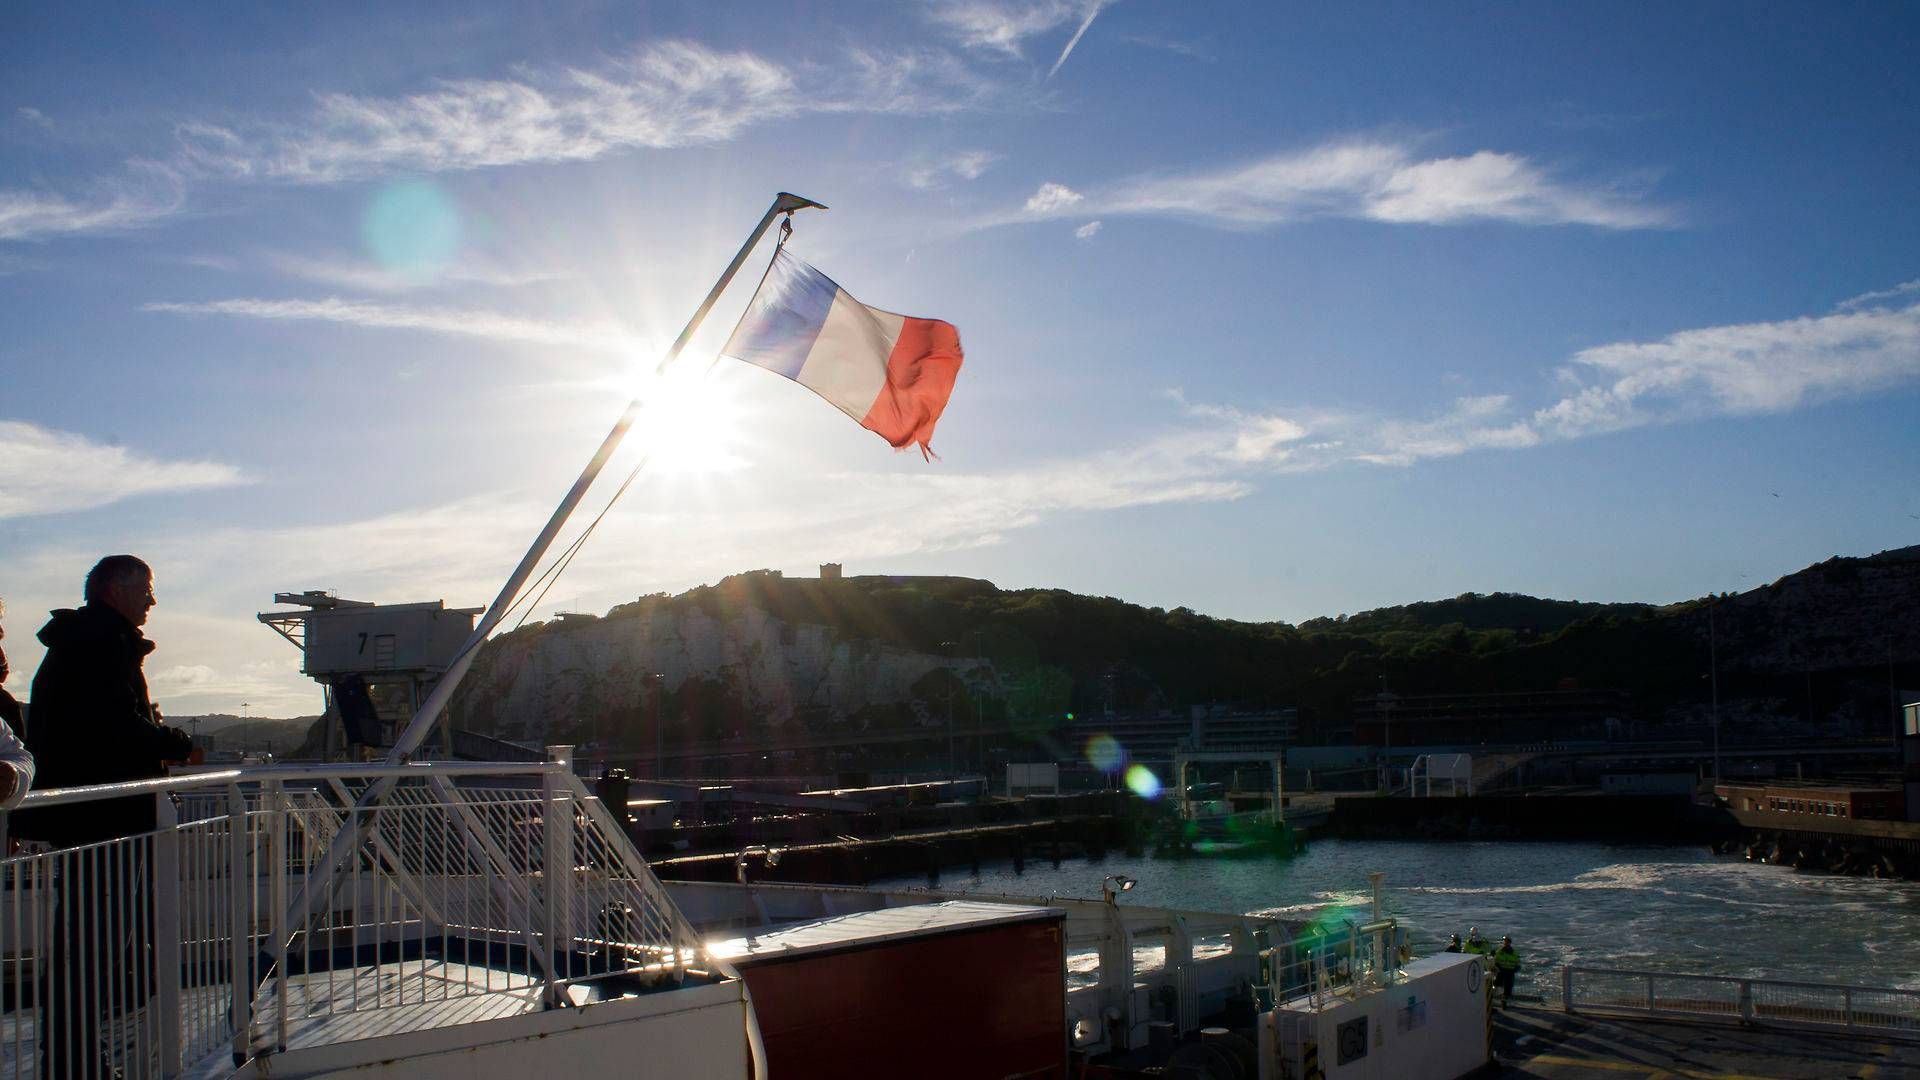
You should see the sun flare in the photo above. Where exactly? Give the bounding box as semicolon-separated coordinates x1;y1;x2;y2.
626;360;753;475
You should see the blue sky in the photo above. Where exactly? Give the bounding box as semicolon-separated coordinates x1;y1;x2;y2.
3;2;1918;715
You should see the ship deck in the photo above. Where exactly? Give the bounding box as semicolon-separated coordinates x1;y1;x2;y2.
1494;1002;1918;1078
2;960;613;1080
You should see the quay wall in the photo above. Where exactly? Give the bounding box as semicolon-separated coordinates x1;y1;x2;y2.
648;815;1125;885
1327;794;1707;842
1712;808;1920;879
629;791;1133;857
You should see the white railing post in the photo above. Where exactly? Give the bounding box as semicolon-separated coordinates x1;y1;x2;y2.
154;794;183;1079
543;747;575;1005
228;782;252;1066
267;778;289;1054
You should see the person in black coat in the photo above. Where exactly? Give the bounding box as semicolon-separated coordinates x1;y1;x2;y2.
22;555;194;1079
22;554;194;847
0;597;37;808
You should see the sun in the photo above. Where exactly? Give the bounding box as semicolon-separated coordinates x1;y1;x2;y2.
626;360;753;475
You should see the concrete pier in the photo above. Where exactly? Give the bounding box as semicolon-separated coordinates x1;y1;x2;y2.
1493;1004;1917;1078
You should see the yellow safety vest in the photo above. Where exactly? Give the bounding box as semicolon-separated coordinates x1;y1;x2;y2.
1494;948;1519;971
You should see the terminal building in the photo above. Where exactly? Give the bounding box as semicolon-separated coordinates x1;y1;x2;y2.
1713;781;1905;822
1063;705;1298;768
1352;687;1630;746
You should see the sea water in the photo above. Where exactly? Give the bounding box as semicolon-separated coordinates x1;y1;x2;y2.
880;840;1920;996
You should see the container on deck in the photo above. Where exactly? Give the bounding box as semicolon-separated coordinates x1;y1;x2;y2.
709;900;1067;1080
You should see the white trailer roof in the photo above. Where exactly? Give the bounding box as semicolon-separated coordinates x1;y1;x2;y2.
707;900;1063;964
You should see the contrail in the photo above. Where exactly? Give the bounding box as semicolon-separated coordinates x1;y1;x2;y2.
1048;1;1110;80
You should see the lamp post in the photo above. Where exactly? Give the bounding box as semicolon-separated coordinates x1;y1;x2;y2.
649;672;666;779
1707;597;1720;781
1375;685;1396;792
940;640;958;777
972;630;985;766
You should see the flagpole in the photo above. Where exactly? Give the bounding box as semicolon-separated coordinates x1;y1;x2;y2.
384;192;826;764
281;193;826;959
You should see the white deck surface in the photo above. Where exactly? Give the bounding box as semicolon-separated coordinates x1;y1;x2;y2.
1;961;610;1079
249;960;579;1052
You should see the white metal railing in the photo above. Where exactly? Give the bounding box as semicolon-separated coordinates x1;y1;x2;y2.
0;756;709;1079
1563;966;1920;1039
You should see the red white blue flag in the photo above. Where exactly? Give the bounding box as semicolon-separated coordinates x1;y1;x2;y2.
724;248;963;456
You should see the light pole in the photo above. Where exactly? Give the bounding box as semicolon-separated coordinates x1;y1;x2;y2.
971;630;985;769
1375;684;1396;792
649;673;666;779
1709;598;1720;781
940;641;958;777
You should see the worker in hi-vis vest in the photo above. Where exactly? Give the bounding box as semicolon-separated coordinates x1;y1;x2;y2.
1464;927;1490;955
1492;936;1521;1006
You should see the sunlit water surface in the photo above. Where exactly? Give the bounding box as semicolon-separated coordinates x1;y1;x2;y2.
879;840;1920;995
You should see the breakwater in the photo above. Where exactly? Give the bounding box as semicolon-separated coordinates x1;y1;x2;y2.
1327;794;1710;842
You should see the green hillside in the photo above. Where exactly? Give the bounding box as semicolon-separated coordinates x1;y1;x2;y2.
471;545;1920;742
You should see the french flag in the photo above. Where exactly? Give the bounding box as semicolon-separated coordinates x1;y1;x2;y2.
723;248;963;456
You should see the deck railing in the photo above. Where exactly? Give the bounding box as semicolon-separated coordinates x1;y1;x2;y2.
1;754;706;1079
1563;966;1920;1039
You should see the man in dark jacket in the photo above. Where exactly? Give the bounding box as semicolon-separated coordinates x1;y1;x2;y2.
24;554;194;846
24;555;194;1079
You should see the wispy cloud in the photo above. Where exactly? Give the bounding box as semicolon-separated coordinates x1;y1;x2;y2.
178;43;794;183
929;1;1098;56
0;165;186;241
902;149;1000;190
0;421;248;519
1533;295;1920;439
143;297;643;352
9;37;1020;244
1168;394;1538;473
176;40;1009;185
1170;287;1920;471
1835;279;1920;313
1073;220;1102;240
923;0;1115;77
1116;33;1212;61
259;251;569;293
1000;138;1671;232
16;107;54;131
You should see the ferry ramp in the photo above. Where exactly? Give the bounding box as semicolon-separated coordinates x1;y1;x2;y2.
1493;1004;1918;1079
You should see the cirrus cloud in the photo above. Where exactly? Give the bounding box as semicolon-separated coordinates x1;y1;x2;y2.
177;40;1010;186
1003;138;1672;232
0;421;249;519
142;297;643;353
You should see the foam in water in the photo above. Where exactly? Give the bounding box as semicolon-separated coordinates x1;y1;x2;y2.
883;840;1920;994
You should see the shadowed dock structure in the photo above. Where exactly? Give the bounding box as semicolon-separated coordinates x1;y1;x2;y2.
1493;1005;1918;1078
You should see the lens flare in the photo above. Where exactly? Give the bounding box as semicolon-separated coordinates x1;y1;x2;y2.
1124;764;1162;799
1084;733;1123;773
362;180;462;282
